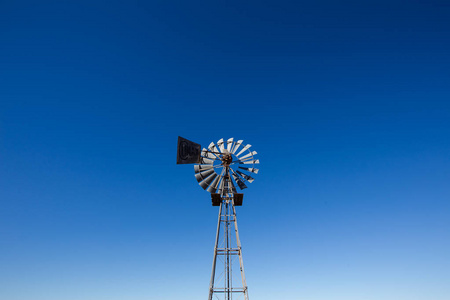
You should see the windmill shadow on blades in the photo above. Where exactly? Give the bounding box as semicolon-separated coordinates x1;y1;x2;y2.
177;136;260;300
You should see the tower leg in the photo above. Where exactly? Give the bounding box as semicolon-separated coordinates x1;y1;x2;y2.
232;203;249;299
208;201;222;300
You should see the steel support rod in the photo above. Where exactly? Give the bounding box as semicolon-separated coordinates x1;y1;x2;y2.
232;203;249;300
208;201;223;300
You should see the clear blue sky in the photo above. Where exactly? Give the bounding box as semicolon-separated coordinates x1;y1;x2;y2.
1;1;449;299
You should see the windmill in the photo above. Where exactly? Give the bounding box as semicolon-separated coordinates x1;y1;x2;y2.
177;136;259;300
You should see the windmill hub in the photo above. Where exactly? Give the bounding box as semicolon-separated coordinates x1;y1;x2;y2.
222;153;233;166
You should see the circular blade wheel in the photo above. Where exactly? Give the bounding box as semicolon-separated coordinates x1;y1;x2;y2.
194;138;259;193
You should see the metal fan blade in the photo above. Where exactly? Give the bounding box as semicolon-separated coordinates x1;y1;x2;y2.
215;174;223;188
194;164;214;173
238;151;257;161
199;172;217;190
217;138;225;153
201;148;217;160
206;175;221;193
228;176;237;193
231;140;243;154
236;155;253;161
201;157;214;164
226;138;234;152
208;142;220;155
239;159;259;165
238;166;259;174
236;170;255;183
231;170;247;190
235;144;251;157
206;185;216;193
195;168;215;182
217;176;226;194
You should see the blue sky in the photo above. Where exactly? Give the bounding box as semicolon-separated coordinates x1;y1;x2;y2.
1;1;450;299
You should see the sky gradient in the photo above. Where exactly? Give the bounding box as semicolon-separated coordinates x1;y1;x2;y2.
1;1;450;300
